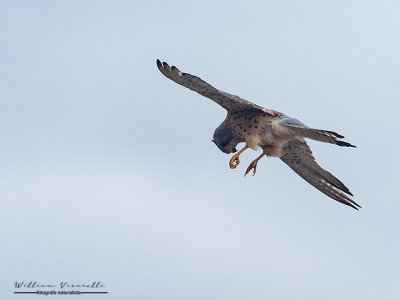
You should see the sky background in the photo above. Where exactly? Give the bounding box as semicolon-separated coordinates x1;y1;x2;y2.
1;0;400;299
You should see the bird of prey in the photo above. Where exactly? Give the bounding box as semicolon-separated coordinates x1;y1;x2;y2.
157;59;360;209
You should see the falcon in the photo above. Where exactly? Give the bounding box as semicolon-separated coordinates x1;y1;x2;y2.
157;59;360;209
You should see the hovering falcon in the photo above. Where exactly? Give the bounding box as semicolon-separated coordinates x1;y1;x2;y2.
157;59;360;209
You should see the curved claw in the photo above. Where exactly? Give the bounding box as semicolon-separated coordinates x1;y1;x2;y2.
229;155;240;169
229;145;248;169
244;152;266;177
244;161;257;176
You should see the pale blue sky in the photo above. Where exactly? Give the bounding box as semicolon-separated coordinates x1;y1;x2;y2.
1;0;400;299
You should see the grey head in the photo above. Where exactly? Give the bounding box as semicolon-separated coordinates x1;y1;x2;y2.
212;124;238;154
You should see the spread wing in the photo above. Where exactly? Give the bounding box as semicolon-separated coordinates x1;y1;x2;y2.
280;140;360;209
157;59;281;116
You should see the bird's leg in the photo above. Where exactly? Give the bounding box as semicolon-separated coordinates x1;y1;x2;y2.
245;152;266;176
229;145;248;169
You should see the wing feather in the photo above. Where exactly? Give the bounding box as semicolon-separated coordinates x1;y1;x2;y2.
280;140;360;209
157;59;281;116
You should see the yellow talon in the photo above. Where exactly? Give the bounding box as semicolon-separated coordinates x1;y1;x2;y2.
229;145;248;169
229;155;240;169
245;161;257;176
244;152;266;177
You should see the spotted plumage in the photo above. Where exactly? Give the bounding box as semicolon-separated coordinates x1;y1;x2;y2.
157;59;360;209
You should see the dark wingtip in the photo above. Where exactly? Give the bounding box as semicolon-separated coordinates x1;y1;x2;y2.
344;200;361;210
326;130;345;139
162;61;170;69
336;140;356;148
156;59;162;69
349;199;361;209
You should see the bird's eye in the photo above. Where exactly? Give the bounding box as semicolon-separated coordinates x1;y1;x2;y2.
222;142;227;147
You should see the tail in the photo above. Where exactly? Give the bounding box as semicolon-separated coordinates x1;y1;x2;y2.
278;116;356;147
305;129;356;147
